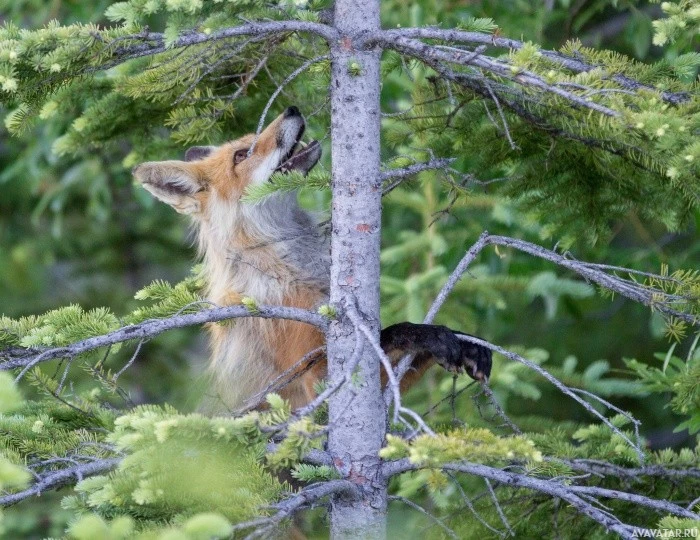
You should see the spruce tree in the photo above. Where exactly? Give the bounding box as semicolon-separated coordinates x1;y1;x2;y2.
0;0;699;538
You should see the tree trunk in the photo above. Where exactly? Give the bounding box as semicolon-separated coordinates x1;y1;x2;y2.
327;0;386;537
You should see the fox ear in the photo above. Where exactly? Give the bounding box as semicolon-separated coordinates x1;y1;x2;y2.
132;160;203;215
184;146;215;162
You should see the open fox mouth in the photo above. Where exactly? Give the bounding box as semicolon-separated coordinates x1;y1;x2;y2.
276;139;321;174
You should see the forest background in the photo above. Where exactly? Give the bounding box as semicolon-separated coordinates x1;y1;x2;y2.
0;0;698;538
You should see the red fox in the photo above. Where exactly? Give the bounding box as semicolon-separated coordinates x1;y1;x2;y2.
132;106;491;411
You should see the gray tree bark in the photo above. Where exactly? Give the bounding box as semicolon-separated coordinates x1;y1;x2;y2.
326;0;386;537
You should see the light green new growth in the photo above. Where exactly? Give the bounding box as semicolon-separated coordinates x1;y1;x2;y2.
379;427;543;466
0;0;697;538
651;0;700;46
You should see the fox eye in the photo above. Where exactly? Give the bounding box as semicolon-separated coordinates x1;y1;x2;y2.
234;149;249;165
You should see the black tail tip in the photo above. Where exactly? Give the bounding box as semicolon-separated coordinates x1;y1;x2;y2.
284;106;301;118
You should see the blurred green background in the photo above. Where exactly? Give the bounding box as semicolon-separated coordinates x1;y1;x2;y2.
0;0;697;537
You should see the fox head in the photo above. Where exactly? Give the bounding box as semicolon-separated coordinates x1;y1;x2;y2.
132;106;321;216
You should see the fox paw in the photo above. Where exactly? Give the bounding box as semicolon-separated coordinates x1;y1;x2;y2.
380;322;492;383
452;331;492;383
430;327;492;382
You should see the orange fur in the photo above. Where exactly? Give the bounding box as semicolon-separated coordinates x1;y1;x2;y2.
133;109;439;412
133;111;331;411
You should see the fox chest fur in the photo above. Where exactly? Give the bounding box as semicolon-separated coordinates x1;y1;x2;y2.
201;192;330;409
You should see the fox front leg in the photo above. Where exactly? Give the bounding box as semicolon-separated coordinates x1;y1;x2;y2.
380;322;492;386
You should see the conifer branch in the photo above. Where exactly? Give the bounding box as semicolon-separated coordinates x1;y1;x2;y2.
109;21;337;64
368;28;690;105
557;459;700;480
0;458;120;508
484;235;698;324
381;157;457;194
1;305;329;375
231;480;359;539
456;333;646;463
370;37;622;117
383;459;699;539
426;61;656;170
419;231;698;339
235;346;326;415
265;445;334;467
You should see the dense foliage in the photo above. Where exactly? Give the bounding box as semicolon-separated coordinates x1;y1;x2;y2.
0;0;698;538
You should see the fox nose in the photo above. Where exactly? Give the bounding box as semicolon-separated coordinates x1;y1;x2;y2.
284;106;300;118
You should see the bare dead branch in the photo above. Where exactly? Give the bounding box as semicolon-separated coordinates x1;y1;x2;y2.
424;231;491;324
381;157;457;194
249;54;330;154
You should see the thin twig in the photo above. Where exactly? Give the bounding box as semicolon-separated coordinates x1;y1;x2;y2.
344;303;402;425
570;388;642;450
236;346;325;415
484;478;514;536
388;495;459;539
113;339;145;382
480;384;522;434
381;157;457;195
249;55;329;155
483;80;518;150
445;471;506;537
